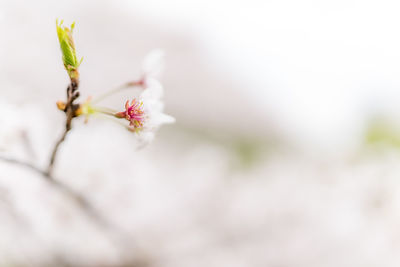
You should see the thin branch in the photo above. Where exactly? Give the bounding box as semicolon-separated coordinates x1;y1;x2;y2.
47;176;113;229
0;155;48;177
0;154;143;263
20;130;36;158
41;76;117;231
46;130;68;177
46;79;80;177
0;155;112;230
30;76;118;228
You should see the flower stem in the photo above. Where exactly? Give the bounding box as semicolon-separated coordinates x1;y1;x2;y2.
91;81;142;104
94;106;119;116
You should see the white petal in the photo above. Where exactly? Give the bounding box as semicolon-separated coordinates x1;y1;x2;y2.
146;112;175;129
145;101;164;114
142;49;165;79
141;78;164;100
137;131;155;148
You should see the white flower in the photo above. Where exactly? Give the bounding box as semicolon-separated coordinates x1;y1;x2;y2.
86;49;174;146
114;79;175;145
113;50;175;146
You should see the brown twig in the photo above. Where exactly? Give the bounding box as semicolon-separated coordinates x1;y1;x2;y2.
0;154;145;264
0;155;47;177
39;77;134;236
46;79;80;177
0;154;113;230
0;69;138;258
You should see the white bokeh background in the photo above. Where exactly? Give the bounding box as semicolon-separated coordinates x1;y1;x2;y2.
1;0;400;266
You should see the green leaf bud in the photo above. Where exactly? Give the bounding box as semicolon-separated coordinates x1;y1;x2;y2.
56;19;82;80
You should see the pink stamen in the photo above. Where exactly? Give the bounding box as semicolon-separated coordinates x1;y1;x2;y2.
116;98;145;129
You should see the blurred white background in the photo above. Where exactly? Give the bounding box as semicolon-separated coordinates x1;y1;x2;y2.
128;0;400;150
2;0;400;266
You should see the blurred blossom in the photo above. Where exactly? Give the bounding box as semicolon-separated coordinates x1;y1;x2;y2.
0;101;50;164
2;0;400;266
141;49;165;82
134;78;175;144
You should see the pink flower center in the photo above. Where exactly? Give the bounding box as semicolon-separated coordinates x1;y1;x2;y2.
121;99;145;129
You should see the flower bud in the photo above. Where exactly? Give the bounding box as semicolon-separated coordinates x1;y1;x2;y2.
56;100;66;111
56;20;82;81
